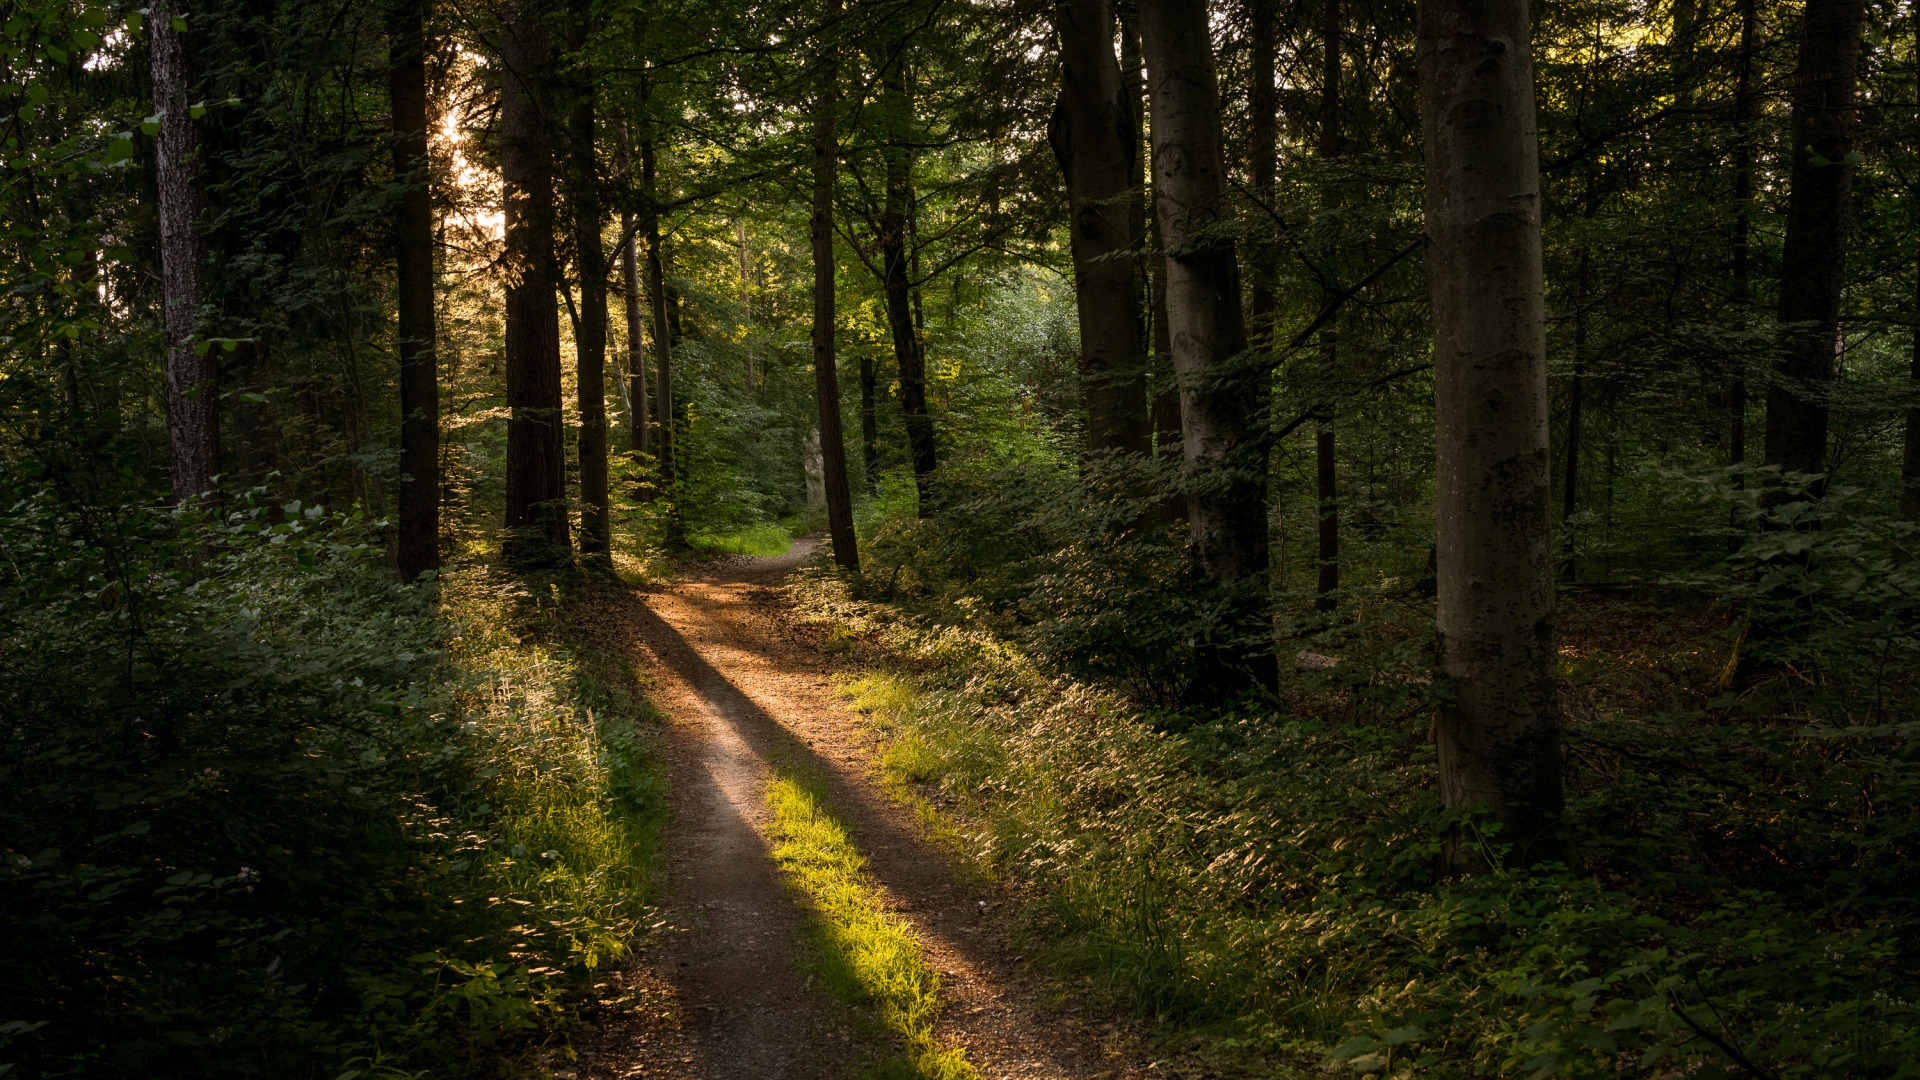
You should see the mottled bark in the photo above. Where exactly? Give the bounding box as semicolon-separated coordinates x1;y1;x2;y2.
567;12;610;566
391;0;439;580
1050;0;1148;460
500;9;571;568
811;0;859;570
1138;0;1275;700
1762;0;1865;490
1419;0;1563;868
154;1;217;503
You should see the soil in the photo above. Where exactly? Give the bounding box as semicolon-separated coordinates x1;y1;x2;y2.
560;540;1152;1080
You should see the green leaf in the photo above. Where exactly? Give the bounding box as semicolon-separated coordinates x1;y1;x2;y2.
171;15;188;31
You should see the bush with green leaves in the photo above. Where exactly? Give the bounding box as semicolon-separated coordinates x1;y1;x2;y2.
0;491;663;1078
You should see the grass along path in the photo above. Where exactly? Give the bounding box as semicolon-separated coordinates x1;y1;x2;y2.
766;770;978;1080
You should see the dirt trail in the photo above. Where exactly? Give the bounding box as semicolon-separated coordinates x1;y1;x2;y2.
564;540;1146;1080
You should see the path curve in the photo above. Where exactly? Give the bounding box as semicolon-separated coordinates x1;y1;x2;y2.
563;540;1147;1080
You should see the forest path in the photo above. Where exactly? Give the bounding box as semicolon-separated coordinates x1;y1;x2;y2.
563;539;1147;1080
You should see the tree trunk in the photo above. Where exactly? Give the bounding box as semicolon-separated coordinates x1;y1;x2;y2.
811;0;860;570
860;352;879;494
1138;0;1275;700
1728;0;1756;491
1905;9;1920;519
880;61;937;514
1419;0;1563;869
1563;251;1588;577
392;0;439;579
154;1;217;503
1762;0;1865;490
1121;4;1182;518
1314;0;1341;613
567;14;611;567
1051;0;1149;461
500;9;571;568
640;118;679;534
621;220;650;459
737;218;758;393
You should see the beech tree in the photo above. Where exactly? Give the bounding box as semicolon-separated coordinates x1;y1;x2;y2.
1419;0;1564;867
1050;0;1149;461
1139;0;1275;700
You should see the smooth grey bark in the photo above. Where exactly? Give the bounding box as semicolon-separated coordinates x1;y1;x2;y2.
391;0;439;580
567;13;610;567
500;9;571;568
1419;0;1564;868
1138;0;1275;700
154;1;217;503
811;0;859;570
1762;0;1865;490
1050;0;1149;460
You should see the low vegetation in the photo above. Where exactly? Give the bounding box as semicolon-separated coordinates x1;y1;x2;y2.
0;499;667;1078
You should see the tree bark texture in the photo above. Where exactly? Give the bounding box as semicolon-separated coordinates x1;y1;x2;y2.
1314;0;1342;612
154;2;217;503
1762;0;1864;489
1562;250;1588;576
500;10;571;568
567;15;611;566
641;127;677;514
391;0;439;580
620;219;650;458
1050;0;1149;460
1418;0;1564;867
811;0;860;570
860;353;879;494
1906;9;1920;519
1138;0;1275;699
880;62;937;513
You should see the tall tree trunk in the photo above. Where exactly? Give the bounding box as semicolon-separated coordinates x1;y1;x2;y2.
1906;9;1920;519
154;1;217;503
1314;0;1341;612
1762;0;1865;491
1420;0;1563;869
1121;3;1182;518
1051;0;1149;461
500;8;571;568
1563;250;1588;577
392;0;438;580
621;221;650;459
738;218;758;393
811;0;860;570
880;90;936;512
640;114;679;534
567;14;610;567
880;60;937;513
1728;0;1756;491
860;353;879;494
1139;0;1275;701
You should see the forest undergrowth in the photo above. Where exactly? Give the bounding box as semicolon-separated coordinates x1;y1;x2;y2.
0;495;667;1080
788;486;1920;1079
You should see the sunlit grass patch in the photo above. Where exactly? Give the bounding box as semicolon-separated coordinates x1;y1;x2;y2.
764;772;977;1080
687;519;796;558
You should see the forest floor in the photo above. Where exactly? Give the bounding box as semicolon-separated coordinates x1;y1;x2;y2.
557;539;1152;1080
